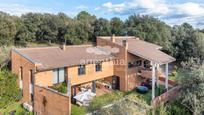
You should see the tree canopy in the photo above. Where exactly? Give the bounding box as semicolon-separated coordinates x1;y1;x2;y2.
178;58;204;114
0;11;204;62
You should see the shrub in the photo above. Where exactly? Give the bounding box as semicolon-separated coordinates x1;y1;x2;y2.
51;82;67;94
0;69;21;108
87;91;123;112
166;102;191;115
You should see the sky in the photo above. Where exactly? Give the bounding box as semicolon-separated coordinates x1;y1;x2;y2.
0;0;204;28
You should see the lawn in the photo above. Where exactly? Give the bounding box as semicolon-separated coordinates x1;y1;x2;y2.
71;104;87;115
0;102;33;115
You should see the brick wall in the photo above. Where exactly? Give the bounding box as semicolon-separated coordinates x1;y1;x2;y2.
67;61;114;86
97;37;128;91
35;70;53;86
34;85;71;115
11;50;36;102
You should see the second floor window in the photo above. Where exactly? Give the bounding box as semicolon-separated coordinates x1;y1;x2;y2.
95;62;102;72
78;65;86;75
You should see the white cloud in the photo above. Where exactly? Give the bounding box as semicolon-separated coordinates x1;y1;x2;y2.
76;5;88;10
0;3;55;16
102;2;126;13
101;0;169;16
175;2;204;16
100;0;204;28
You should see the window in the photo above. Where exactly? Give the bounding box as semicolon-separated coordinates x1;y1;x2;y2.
78;65;86;75
95;62;102;72
53;68;65;84
135;60;142;66
30;70;34;84
19;67;23;80
19;67;23;90
144;60;150;68
128;62;134;68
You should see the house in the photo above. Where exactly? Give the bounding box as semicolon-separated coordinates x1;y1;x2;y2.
11;35;175;115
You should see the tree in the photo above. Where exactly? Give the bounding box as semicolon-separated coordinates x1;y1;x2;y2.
124;15;172;53
171;23;203;62
94;18;111;36
75;11;96;43
0;12;17;46
193;31;204;60
110;17;124;35
178;58;204;115
21;13;43;41
64;20;82;45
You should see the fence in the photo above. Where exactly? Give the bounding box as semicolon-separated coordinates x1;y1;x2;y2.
151;86;180;108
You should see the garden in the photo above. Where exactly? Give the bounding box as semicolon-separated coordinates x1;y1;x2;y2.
71;85;166;115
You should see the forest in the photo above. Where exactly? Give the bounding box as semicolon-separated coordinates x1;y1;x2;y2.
0;11;204;62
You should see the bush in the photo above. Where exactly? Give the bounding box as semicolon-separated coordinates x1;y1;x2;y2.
51;82;67;94
87;91;123;112
166;102;191;115
155;104;168;115
0;69;21;108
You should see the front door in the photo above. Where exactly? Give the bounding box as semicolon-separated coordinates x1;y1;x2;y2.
112;76;120;90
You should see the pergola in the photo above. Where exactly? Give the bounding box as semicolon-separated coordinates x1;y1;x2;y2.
127;44;176;100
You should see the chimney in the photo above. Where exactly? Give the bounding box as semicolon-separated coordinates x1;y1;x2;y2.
111;34;115;42
122;39;128;49
60;43;66;50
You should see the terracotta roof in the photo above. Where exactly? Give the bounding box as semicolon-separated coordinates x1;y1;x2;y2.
13;45;114;71
100;36;175;64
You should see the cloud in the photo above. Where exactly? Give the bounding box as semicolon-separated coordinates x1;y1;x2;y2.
101;0;169;16
76;5;88;10
100;0;204;28
0;3;55;16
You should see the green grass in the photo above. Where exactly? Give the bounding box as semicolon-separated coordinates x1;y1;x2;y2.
0;102;19;114
71;104;87;115
125;85;165;104
0;103;32;115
